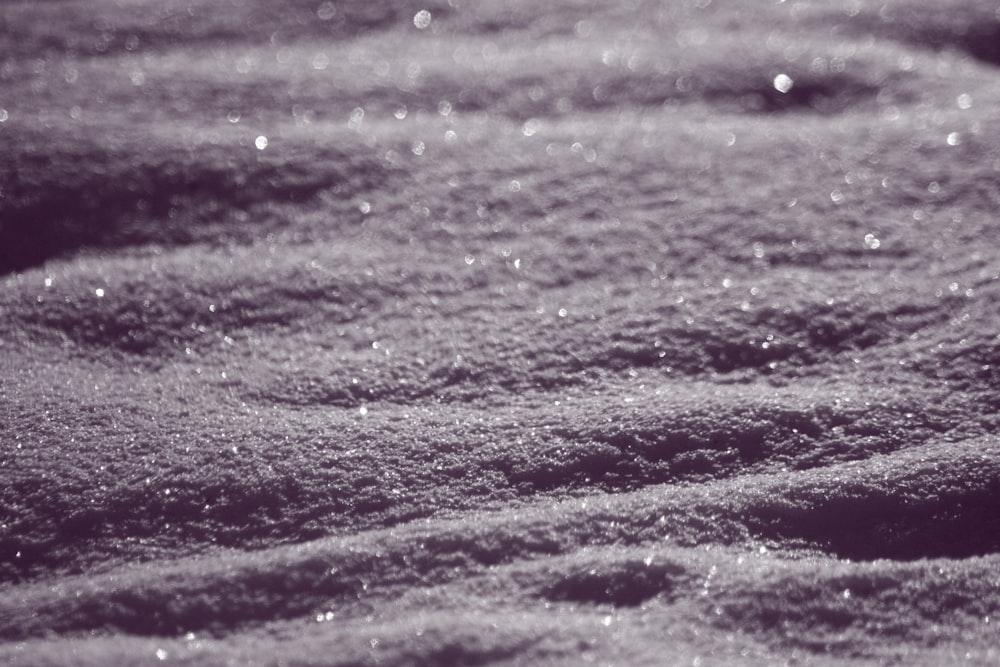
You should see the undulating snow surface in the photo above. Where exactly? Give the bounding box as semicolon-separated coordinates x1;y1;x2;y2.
2;0;1000;664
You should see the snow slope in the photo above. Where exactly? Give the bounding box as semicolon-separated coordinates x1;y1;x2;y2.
2;0;1000;664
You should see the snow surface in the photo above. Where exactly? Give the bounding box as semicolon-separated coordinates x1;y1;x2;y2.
2;0;1000;664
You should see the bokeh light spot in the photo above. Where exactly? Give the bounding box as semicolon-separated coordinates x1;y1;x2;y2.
773;73;794;93
414;10;432;29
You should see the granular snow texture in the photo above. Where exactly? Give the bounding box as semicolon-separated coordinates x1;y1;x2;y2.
2;0;1000;664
